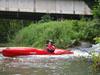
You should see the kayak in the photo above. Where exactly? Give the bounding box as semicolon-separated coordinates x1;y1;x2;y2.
2;47;73;57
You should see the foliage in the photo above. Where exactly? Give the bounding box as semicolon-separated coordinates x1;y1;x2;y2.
93;0;100;18
91;54;100;72
0;19;32;43
94;37;100;43
11;19;100;48
38;14;53;23
84;19;100;41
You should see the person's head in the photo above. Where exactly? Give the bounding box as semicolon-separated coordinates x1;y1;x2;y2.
46;39;54;44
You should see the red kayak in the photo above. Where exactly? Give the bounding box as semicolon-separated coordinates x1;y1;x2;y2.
2;47;73;57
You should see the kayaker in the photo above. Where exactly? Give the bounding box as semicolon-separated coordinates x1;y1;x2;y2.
46;40;56;53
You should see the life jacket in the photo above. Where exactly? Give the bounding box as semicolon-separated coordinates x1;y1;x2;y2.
47;43;56;51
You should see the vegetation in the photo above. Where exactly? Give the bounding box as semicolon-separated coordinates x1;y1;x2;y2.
10;19;100;48
93;0;100;18
91;54;100;72
38;14;53;23
0;19;32;43
94;37;100;43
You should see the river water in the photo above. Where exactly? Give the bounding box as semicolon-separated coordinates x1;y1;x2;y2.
0;54;99;75
0;42;100;75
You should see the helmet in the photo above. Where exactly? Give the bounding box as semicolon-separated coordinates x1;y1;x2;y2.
46;39;54;44
48;40;53;42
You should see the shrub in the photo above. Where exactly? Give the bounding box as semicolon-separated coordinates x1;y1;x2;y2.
91;54;100;72
0;19;31;43
94;37;100;43
11;19;100;48
38;14;53;23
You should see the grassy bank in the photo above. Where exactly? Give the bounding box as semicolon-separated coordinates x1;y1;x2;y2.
10;19;100;48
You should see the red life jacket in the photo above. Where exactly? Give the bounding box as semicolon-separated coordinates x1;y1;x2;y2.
47;43;56;50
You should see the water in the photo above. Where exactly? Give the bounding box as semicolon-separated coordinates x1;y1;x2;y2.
0;54;98;75
0;43;100;75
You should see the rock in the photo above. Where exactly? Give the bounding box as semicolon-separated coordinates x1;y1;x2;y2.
80;41;92;48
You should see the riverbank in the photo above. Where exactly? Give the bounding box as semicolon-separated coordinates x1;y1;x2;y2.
10;20;100;49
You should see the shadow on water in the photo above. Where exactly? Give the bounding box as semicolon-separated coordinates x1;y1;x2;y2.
0;54;99;75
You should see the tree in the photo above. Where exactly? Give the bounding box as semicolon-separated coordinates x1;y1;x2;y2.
0;19;31;43
93;0;100;18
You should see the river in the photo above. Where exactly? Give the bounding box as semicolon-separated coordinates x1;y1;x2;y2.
0;54;99;75
0;42;100;75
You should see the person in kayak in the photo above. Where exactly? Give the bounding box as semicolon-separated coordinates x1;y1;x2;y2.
46;40;56;53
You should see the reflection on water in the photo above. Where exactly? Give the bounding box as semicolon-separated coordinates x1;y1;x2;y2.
0;55;98;75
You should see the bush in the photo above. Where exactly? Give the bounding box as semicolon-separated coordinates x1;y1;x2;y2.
91;54;100;72
38;14;53;23
93;0;100;18
94;37;100;43
11;19;100;48
0;19;32;43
